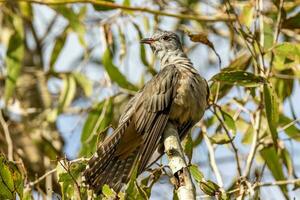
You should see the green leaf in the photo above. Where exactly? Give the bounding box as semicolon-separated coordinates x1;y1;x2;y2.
282;12;300;30
242;125;254;144
73;72;93;97
50;27;68;71
281;149;293;177
263;83;279;147
102;48;137;91
220;109;236;135
57;161;86;199
58;74;76;111
132;23;156;75
4;16;24;104
272;42;300;70
189;165;204;182
54;6;86;46
210;53;251;100
279;115;300;141
183;132;193;162
0;155;24;199
239;3;254;28
93;0;115;11
211;71;266;87
102;185;116;198
199;180;220;196
260;146;287;195
125;163;146;200
210;133;233;144
81;98;113;143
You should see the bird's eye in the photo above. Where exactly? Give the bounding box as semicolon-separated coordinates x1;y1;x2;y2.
163;36;170;40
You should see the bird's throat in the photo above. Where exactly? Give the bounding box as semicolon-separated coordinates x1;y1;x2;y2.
159;50;192;68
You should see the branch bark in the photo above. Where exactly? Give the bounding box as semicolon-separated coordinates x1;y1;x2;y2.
10;0;234;22
163;123;196;200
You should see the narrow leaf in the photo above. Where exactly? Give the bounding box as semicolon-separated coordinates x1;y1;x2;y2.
260;146;287;194
4;17;24;103
211;71;266;87
263;83;279;147
102;48;137;91
189;165;204;182
50;27;68;71
73;72;92;97
58;74;76;111
220;109;236;135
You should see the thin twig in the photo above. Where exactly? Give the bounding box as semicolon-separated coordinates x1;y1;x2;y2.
243;110;261;177
199;178;300;198
267;0;284;76
203;127;224;188
0;110;13;161
211;106;242;176
29;168;57;187
10;0;234;22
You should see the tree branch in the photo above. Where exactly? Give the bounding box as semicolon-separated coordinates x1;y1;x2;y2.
203;128;223;188
163;123;196;200
0;110;13;161
11;0;234;22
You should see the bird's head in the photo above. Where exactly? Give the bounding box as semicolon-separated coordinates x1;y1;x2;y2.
141;30;183;59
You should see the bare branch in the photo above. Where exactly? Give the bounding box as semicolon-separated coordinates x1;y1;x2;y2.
203;128;224;188
11;0;234;22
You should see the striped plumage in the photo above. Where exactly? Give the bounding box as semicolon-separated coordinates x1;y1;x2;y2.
83;30;209;194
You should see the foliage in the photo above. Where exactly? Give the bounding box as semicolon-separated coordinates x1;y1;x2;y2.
0;0;300;199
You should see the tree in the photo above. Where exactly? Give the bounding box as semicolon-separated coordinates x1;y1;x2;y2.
0;0;300;199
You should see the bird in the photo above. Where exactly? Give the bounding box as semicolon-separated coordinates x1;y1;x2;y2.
83;29;209;195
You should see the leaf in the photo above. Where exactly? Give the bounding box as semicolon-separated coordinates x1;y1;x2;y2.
211;71;266;87
199;180;220;196
220;109;236;135
102;48;137;91
0;155;24;199
242;125;254;144
279;115;300;141
81;98;113;143
132;23;156;75
210;53;251;100
93;0;115;11
187;31;221;67
210;133;233;144
189;165;204;182
272;42;300;70
282;12;300;29
57;161;86;199
263;83;279;147
54;6;86;46
73;72;92;97
102;184;116;198
260;146;287;195
183;132;193;162
58;74;76;111
239;3;254;28
50;27;68;71
125;163;146;200
4;16;24;104
281;149;293;177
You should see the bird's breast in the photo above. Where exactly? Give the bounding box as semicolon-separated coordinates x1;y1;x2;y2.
169;69;208;125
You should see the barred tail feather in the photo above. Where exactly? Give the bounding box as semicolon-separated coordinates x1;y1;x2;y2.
83;121;139;194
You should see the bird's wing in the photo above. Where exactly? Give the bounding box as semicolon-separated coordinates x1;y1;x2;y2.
116;65;179;174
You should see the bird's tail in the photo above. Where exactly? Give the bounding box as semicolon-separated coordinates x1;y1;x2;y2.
83;122;139;194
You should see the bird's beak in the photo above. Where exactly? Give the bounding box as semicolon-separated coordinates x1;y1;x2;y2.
140;38;156;44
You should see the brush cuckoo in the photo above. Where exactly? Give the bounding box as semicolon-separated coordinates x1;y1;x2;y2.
83;30;209;194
